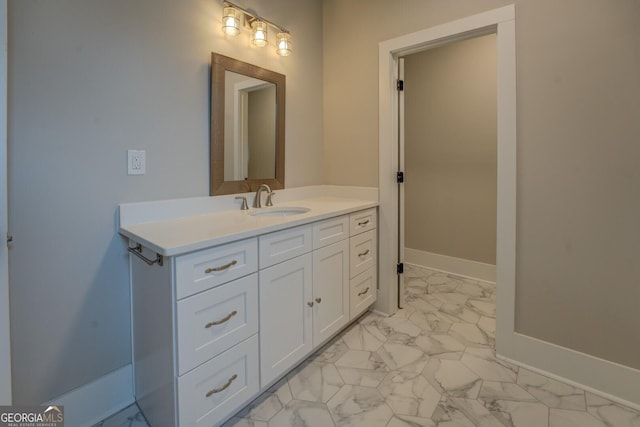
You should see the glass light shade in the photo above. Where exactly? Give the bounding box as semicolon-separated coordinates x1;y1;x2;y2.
251;21;268;47
276;32;292;56
222;7;240;36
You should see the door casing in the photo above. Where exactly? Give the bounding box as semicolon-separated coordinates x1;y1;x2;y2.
377;5;517;360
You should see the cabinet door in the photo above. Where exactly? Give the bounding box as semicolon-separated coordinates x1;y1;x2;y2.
259;254;313;387
312;240;349;346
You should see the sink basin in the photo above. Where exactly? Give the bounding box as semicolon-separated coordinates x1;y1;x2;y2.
249;207;310;217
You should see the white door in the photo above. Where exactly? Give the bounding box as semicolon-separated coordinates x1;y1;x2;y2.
259;254;312;387
312;240;349;345
0;0;11;405
397;58;405;309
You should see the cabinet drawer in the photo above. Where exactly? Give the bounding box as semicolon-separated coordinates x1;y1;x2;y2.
259;225;312;269
313;215;349;249
177;274;258;375
178;335;259;427
349;230;377;278
175;238;258;300
349;208;377;236
350;267;377;320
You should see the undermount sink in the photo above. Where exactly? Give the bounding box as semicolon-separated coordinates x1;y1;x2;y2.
249;207;311;217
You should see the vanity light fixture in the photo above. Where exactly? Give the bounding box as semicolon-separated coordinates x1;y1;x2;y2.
221;0;292;56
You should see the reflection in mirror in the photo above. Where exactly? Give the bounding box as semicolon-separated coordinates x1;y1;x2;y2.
210;53;285;196
224;71;276;181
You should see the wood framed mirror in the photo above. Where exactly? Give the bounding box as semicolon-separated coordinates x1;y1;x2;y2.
210;53;285;195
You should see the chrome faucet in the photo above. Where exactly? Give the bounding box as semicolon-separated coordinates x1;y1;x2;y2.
253;184;272;208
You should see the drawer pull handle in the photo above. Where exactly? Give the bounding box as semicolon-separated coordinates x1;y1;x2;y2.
315;297;322;304
358;287;370;297
358;249;370;257
205;310;238;329
205;374;238;397
205;260;238;274
358;219;370;226
307;301;314;307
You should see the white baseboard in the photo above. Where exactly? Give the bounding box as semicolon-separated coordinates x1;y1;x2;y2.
404;248;496;283
43;364;135;427
498;332;640;411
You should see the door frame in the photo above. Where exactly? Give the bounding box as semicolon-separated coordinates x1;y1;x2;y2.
377;5;517;357
0;0;11;405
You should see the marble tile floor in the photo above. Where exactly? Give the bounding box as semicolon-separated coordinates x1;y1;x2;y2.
96;264;640;427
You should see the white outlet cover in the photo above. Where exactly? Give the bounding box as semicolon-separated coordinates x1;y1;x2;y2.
127;150;146;175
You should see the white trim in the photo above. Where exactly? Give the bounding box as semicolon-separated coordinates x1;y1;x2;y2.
404;248;496;283
494;14;518;361
43;364;135;427
498;333;640;411
397;58;405;307
0;0;10;405
378;4;516;318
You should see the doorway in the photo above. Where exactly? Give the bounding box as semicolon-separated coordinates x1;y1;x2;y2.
399;34;497;305
378;5;516;358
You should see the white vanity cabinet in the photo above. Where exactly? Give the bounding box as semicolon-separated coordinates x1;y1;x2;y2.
131;238;260;427
349;208;378;319
128;206;377;427
258;219;350;387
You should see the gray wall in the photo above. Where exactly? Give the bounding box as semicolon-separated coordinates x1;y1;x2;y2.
324;0;640;370
8;0;324;404
404;34;497;265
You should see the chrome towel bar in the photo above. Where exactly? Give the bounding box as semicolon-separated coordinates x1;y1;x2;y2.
128;243;164;266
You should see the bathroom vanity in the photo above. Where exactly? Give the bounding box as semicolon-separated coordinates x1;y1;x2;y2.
119;187;378;427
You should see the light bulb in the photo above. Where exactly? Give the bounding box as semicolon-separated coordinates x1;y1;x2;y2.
252;21;268;47
222;7;240;36
276;32;292;56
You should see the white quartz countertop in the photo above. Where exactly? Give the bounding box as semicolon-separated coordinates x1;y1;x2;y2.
119;195;377;257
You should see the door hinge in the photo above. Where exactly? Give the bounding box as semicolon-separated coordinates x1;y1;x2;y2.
396;171;404;183
397;79;404;91
397;262;404;274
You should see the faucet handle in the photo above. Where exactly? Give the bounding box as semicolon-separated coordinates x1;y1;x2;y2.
266;192;275;207
235;196;249;211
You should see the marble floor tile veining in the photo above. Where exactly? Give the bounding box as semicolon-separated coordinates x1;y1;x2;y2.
97;264;640;427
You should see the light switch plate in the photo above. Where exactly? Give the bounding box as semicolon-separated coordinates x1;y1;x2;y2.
127;150;145;175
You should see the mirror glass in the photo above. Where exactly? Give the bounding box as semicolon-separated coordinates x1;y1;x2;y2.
210;53;285;195
223;71;276;181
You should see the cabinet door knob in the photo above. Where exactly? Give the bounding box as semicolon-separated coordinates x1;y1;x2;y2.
315;297;322;304
307;301;314;307
358;249;370;257
358;219;370;226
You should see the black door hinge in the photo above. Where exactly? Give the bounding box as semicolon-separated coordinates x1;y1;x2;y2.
396;171;404;183
397;79;404;91
397;262;404;274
